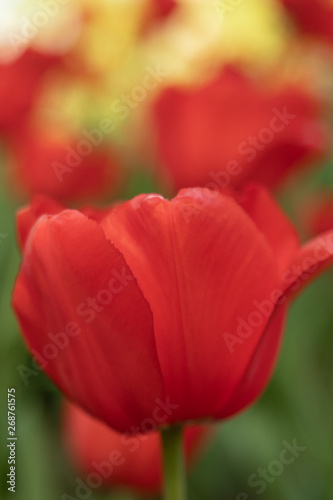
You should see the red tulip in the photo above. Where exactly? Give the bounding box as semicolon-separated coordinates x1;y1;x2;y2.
152;67;328;192
0;49;60;133
280;0;333;44
12;186;333;432
63;401;208;495
4;125;122;202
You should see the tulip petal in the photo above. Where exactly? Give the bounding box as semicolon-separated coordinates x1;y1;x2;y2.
235;185;300;275
13;210;164;432
17;195;64;250
100;189;280;422
217;304;287;419
281;229;333;299
219;229;333;418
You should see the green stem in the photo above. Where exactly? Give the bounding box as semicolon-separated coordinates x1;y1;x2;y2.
161;425;187;500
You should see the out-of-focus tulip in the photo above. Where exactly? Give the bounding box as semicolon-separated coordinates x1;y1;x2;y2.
63;400;209;495
152;0;177;20
152;67;328;192
12;186;333;433
0;49;60;133
4;125;122;202
140;0;177;36
280;0;333;45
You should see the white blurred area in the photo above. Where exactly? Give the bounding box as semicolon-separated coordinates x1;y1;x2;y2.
0;0;23;57
0;0;81;62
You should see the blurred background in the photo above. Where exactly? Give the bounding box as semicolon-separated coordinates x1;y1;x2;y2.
0;0;333;499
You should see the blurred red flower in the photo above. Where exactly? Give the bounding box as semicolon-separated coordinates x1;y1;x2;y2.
153;0;177;19
280;0;333;44
0;49;60;133
153;67;327;192
63;401;208;495
141;0;177;35
4;125;122;202
12;186;333;433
